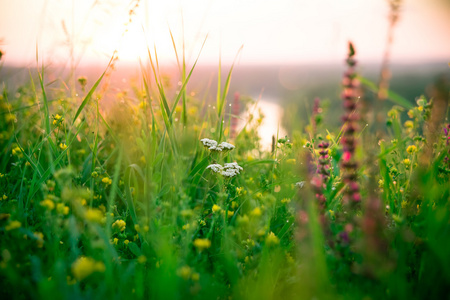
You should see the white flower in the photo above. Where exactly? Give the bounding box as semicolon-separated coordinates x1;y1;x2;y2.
206;164;223;173
295;181;305;189
201;138;219;150
223;162;243;172
218;142;235;151
201;138;235;152
206;162;243;178
221;162;243;177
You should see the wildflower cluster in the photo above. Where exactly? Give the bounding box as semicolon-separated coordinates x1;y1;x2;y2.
207;162;243;178
71;256;105;281
340;42;361;205
201;138;235;152
317;142;330;180
52;114;64;127
1;29;450;300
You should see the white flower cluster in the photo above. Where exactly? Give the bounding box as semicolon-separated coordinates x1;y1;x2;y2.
206;163;222;173
207;162;243;178
201;138;235;152
295;181;306;189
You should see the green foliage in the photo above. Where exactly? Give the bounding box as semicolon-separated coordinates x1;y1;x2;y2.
0;47;449;300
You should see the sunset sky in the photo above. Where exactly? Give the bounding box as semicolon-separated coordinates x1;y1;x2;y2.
0;0;449;67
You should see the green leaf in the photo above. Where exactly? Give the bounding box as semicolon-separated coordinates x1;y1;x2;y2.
128;242;142;257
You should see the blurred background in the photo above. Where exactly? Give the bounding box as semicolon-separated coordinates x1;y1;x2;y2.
0;0;449;143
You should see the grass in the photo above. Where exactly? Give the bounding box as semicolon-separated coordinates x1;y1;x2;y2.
0;39;449;300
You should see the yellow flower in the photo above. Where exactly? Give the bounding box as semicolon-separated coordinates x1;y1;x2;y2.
124;239;130;246
76;149;86;155
102;177;112;185
286;253;295;264
112;219;126;232
223;210;234;218
193;238;211;251
98;204;106;213
404;120;414;129
281;198;291;204
180;209;193;218
257;229;266;237
53;114;64;126
56;203;69;215
188;107;198;116
85;209;104;223
137;255;147;264
236;187;244;195
59;143;68;150
40;199;55;210
91;171;98;178
2;194;7;200
250;207;262;217
406;145;417;155
5;220;21;231
177;266;192;280
34;232;44;248
265;232;280;247
71;257;105;281
191;272;200;281
231;201;238;210
5;113;16;123
403;158;411;167
11;147;22;157
212;204;221;213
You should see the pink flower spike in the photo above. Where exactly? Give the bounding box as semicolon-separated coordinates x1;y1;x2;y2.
343;151;352;162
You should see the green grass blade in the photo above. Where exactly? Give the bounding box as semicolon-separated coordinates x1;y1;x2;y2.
26;120;85;206
217;45;243;119
71;57;113;125
37;63;50;135
359;76;413;109
168;35;207;121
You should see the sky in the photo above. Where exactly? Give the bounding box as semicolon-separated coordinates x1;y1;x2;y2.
0;0;449;67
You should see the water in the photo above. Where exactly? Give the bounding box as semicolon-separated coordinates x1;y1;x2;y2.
239;98;287;151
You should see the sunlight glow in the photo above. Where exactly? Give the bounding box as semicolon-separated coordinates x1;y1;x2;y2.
0;0;449;67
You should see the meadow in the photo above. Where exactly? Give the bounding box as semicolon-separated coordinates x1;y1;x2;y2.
0;39;449;300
